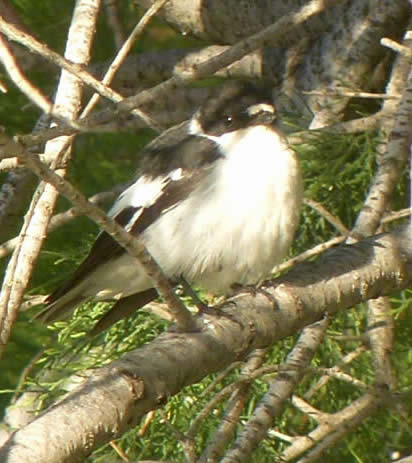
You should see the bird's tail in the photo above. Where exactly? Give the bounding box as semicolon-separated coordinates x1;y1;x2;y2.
36;286;158;332
35;286;89;323
90;289;158;335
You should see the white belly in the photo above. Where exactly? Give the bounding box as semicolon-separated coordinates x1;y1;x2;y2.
83;126;302;299
144;126;302;293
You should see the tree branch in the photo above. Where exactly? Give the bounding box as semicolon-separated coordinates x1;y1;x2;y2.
0;0;102;359
0;15;156;130
199;348;269;463
0;187;122;260
0;34;52;114
221;318;329;463
352;26;412;237
119;0;345;114
0;225;411;463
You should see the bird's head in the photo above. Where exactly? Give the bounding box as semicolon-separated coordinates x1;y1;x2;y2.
190;82;276;138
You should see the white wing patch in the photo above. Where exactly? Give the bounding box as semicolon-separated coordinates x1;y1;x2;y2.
169;168;183;181
109;176;164;218
125;208;143;232
109;168;187;219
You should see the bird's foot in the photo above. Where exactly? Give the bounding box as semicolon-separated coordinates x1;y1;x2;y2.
231;282;277;307
179;277;212;313
179;277;233;319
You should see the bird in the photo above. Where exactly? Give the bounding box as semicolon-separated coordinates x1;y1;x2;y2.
38;82;303;333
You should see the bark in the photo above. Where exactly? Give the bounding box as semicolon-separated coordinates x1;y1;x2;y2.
0;226;410;463
0;0;101;358
131;0;410;124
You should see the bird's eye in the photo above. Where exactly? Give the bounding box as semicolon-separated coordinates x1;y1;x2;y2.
225;115;233;126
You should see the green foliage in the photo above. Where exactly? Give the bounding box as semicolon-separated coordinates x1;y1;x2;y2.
13;0;75;52
296;130;377;242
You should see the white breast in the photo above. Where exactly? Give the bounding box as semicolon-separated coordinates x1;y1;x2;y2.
80;125;302;301
143;125;302;293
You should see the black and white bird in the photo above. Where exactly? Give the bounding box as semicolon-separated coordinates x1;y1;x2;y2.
39;82;302;332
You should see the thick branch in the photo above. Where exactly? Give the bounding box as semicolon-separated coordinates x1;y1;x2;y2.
0;226;411;463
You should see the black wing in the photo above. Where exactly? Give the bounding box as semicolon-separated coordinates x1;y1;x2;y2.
46;134;221;305
45;206;137;304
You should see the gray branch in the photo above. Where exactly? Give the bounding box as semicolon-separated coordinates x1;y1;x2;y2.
0;225;411;463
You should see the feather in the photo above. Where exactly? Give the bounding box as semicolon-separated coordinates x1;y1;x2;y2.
90;288;158;335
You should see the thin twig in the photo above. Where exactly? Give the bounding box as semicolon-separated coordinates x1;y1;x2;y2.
0;34;52;114
271;206;409;279
81;0;169;127
11;348;47;404
0;34;85;133
0;187;122;259
200;362;243;397
199;349;268;463
302;89;400;99
381;37;412;56
109;440;130;462
308;366;367;390
291;395;329;422
304;346;367;400
304;198;349;235
187;364;280;440
287;112;384;146
283;389;412;462
383;207;411;223
159;410;197;463
0;15;157;130
138;410;156;436
103;0;126;49
86;0;169;116
271;236;345;275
